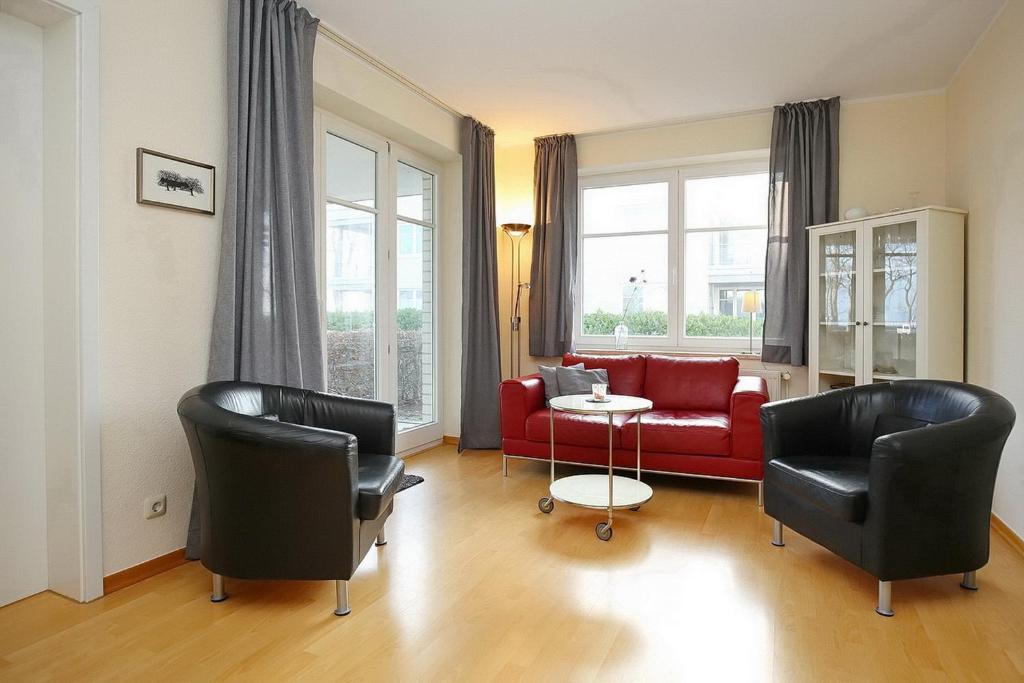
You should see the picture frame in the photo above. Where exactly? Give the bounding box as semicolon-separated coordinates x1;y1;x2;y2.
136;147;216;215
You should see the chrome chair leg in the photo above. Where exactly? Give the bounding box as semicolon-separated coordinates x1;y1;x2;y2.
960;570;978;590
757;480;764;507
334;579;351;616
876;580;894;617
375;526;387;546
502;454;509;477
771;519;785;547
211;573;227;603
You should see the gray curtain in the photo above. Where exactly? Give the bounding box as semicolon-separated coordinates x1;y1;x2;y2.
459;117;502;450
189;0;321;558
529;134;578;357
762;97;839;366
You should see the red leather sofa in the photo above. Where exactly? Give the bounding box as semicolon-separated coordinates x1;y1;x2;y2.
499;353;770;483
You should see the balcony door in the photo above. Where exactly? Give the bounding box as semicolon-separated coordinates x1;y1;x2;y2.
317;113;442;453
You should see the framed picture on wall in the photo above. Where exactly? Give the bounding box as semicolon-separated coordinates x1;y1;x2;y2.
136;147;216;215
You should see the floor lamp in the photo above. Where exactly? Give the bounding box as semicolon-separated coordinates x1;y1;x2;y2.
502;223;531;379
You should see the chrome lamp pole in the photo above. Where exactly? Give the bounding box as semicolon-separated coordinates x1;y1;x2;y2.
502;223;532;379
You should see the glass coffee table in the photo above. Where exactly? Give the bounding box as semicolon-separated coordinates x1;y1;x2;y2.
538;394;654;541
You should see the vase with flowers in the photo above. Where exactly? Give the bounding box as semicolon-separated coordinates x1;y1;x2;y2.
614;270;647;350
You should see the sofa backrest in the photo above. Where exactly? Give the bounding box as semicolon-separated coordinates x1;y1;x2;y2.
643;355;739;411
562;353;646;397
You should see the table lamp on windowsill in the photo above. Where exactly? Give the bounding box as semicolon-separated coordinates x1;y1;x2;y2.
742;291;760;355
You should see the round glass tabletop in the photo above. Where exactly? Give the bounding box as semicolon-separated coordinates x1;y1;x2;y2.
548;393;653;414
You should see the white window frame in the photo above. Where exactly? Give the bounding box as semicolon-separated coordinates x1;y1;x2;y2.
576;155;769;353
389;143;442;450
313;110;443;453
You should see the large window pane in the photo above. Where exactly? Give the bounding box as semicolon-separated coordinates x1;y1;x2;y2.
685;173;768;229
325;201;375;399
684;229;766;338
582;182;668;235
325;133;376;208
581;234;669;336
396;221;434;429
396;161;433;223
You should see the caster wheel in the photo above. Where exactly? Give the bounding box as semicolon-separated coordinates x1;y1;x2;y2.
595;522;613;541
538;497;554;514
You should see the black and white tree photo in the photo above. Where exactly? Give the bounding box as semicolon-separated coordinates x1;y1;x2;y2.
137;147;215;215
157;169;205;197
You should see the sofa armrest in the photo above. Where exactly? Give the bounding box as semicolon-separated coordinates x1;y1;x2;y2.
730;376;770;462
499;373;545;440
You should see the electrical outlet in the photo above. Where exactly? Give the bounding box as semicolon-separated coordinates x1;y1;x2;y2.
145;494;167;519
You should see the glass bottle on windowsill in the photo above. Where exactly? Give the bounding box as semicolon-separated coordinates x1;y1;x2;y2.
614;322;629;350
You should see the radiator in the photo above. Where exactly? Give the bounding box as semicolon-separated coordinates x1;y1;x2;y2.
743;369;789;400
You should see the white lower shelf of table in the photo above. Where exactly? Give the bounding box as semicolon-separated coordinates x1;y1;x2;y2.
549;474;654;510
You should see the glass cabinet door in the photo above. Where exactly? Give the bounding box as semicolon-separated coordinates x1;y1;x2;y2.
871;221;918;379
817;230;858;382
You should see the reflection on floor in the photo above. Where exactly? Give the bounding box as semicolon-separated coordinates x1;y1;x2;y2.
2;444;1023;680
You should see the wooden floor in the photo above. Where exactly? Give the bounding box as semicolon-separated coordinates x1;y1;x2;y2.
3;445;1024;681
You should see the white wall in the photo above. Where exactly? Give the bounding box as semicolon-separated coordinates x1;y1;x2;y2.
946;0;1024;538
98;0;227;574
0;11;48;606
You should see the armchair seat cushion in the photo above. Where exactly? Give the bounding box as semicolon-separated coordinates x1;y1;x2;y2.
766;456;870;523
357;454;405;521
621;410;731;456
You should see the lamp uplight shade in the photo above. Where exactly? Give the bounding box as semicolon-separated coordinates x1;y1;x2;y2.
501;223;531;238
741;291;760;314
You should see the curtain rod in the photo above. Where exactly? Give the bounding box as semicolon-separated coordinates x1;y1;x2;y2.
316;24;464;120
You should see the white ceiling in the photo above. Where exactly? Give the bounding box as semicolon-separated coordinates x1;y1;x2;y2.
305;0;1003;146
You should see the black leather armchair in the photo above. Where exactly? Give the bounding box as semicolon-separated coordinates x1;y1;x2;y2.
761;380;1015;616
177;381;404;616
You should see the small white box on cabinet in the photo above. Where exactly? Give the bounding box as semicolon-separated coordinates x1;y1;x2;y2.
807;206;965;394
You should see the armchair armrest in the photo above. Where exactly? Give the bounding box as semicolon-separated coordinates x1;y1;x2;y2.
760;390;846;464
730;376;770;461
863;411;1013;579
305;392;396;456
499;373;545;440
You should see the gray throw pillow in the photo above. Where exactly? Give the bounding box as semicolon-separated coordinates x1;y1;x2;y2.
554;365;610;397
539;362;583;402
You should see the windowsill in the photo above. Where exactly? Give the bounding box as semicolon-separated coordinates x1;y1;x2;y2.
575;347;766;361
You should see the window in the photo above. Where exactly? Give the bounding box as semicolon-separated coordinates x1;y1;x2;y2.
577;160;768;350
317;113;442;454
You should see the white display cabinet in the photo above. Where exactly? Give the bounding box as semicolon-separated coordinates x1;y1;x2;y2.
808;206;965;394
